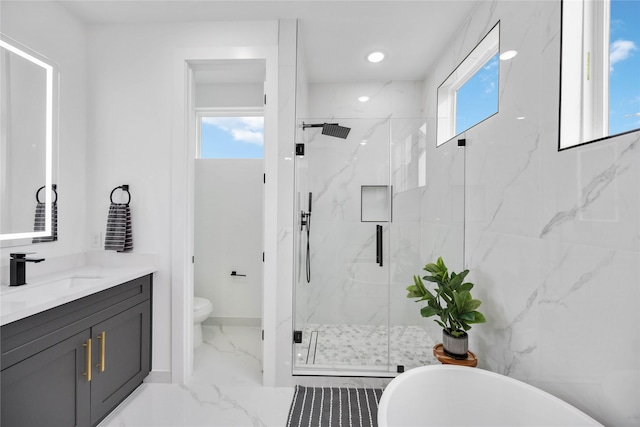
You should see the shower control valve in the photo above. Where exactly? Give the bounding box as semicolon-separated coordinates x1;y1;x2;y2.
300;210;311;230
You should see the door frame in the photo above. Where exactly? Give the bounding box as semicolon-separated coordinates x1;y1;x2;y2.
170;46;278;384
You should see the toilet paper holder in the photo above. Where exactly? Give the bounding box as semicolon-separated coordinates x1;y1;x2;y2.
230;271;246;277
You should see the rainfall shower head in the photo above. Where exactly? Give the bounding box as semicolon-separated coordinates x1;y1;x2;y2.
322;123;351;139
302;122;351;139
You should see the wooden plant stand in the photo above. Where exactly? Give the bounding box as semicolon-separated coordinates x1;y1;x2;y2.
433;343;478;367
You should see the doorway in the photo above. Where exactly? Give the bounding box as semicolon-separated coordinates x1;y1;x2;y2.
192;60;266;339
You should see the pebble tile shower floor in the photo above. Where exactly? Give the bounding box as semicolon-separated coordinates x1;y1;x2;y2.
295;324;438;370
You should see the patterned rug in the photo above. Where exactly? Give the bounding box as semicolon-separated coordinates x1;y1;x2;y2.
287;386;383;427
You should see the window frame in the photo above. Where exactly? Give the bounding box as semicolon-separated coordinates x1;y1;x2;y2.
436;21;500;147
559;0;639;151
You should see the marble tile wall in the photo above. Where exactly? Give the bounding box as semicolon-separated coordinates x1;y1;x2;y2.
295;118;393;326
422;1;639;425
293;68;464;354
293;118;439;328
307;81;423;119
293;76;430;331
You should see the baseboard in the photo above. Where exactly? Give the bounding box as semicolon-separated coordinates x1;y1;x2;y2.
144;370;172;383
204;316;261;327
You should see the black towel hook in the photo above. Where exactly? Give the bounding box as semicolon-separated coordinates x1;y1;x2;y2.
110;184;131;206
35;184;58;204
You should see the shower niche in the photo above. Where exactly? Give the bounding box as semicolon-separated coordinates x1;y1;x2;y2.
293;117;451;376
361;185;392;222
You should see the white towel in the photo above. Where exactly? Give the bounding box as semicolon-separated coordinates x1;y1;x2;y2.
104;203;133;252
32;202;58;243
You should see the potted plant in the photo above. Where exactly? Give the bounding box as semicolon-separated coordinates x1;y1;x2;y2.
406;257;486;359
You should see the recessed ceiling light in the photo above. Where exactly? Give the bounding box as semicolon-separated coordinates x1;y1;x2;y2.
500;50;518;60
367;51;385;63
360;140;367;145
516;116;526;120
358;96;370;103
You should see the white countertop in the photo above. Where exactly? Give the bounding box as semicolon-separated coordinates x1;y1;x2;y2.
0;264;156;326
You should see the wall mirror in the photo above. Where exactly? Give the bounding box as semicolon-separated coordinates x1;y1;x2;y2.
559;0;640;150
0;33;58;246
437;22;500;147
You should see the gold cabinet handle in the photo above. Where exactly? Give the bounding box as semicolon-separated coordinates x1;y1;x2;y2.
97;331;106;372
83;338;92;382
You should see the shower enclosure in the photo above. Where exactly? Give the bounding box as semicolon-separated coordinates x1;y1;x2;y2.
293;117;439;376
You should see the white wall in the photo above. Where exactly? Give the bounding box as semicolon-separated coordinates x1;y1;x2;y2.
195;83;263;108
423;2;639;425
194;159;263;321
272;19;298;386
86;20;279;377
0;1;87;274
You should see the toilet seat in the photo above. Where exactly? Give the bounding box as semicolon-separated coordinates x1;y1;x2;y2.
194;297;212;312
193;296;213;349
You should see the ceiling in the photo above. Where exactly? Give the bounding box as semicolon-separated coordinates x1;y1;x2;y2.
57;0;478;83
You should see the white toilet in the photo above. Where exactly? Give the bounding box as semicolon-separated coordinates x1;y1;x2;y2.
193;297;213;348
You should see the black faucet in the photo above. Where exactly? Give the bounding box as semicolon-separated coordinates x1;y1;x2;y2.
9;253;45;287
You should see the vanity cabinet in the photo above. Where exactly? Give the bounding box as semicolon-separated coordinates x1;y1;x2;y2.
0;274;152;427
1;329;92;426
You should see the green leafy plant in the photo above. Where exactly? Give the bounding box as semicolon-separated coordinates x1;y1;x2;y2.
406;257;486;337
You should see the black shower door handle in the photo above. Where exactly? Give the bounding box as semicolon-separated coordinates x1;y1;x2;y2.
376;225;383;267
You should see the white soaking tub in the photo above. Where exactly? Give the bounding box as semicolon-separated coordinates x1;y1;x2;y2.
378;365;603;426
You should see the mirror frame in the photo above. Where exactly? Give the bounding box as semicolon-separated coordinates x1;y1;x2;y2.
0;33;58;242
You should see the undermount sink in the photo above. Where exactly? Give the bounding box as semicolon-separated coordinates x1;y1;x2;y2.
1;261;156;326
1;290;59;312
1;295;57;311
0;275;105;315
2;275;105;300
40;275;105;291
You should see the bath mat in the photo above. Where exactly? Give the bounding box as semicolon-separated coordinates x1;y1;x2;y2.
287;385;383;427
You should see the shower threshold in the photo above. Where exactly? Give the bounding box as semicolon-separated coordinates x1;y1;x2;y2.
293;324;439;375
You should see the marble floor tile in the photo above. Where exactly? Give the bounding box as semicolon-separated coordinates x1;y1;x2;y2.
97;326;295;427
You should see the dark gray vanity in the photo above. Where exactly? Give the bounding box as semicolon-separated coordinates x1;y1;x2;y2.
1;274;152;427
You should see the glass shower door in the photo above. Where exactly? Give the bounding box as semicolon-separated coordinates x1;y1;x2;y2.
293;118;392;375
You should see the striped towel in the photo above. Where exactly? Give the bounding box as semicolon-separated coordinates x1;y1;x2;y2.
104;203;133;252
32;202;58;243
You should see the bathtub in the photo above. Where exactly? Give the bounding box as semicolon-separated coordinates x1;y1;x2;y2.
378;365;602;426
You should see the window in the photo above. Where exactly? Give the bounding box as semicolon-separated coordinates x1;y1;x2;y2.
437;22;500;146
198;112;264;159
455;54;499;135
559;0;640;149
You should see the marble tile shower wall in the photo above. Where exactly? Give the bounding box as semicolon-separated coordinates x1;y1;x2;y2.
297;118;393;325
418;137;465;339
422;1;639;425
297;82;430;327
